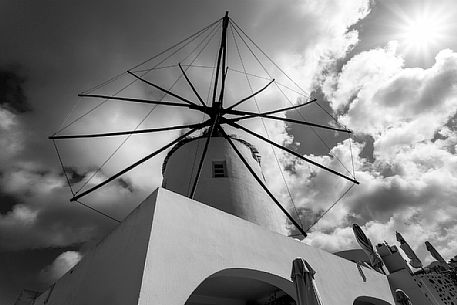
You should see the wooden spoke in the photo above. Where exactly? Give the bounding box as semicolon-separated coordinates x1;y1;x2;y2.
78;93;205;111
189;117;219;198
224;98;316;120
70;124;206;202
128;71;199;107
223;109;351;133
49;122;207;140
259;99;316;115
226;79;275;110
178;63;206;107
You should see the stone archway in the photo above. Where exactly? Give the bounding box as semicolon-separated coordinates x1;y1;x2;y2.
354;296;393;305
185;268;296;305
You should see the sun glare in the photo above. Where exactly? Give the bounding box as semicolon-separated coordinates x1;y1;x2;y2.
396;7;450;58
403;17;441;49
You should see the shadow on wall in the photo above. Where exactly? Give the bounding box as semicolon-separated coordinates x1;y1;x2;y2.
354;295;393;305
185;268;296;305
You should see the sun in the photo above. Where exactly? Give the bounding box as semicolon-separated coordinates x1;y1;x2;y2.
402;16;441;49
396;7;450;58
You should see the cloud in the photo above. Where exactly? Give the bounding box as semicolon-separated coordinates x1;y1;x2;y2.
324;41;403;111
305;208;457;267
0;163;139;251
304;225;356;252
40;251;82;284
0;163;64;196
302;44;457;265
325;46;457;155
0;107;23;162
295;128;457;263
254;0;371;93
0;65;30;113
0;193;19;215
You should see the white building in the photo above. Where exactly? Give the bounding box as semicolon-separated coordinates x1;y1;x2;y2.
18;134;456;305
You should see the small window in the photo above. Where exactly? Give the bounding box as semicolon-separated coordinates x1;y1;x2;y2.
212;161;227;178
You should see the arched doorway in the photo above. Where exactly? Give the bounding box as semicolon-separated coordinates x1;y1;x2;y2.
185;268;296;305
354;296;393;305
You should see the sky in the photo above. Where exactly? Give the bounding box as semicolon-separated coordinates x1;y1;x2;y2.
2;0;457;303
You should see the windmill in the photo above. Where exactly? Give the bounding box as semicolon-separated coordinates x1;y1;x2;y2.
49;12;358;238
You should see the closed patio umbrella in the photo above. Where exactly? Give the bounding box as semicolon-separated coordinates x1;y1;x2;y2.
396;231;422;269
395;289;412;305
425;241;449;269
291;258;323;305
352;224;384;273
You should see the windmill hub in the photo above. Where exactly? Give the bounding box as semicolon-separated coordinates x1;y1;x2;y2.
207;102;222;119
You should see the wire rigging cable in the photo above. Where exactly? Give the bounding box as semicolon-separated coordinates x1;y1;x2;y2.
55;19;222;135
305;183;355;232
229;23;304;230
227;67;309;98
228;17;357;231
52;139;75;196
74;19;222;195
52;19;221;222
53;140;121;222
50;12;359;231
230;19;355;179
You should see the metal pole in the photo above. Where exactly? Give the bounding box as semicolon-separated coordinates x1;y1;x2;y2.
217;11;230;106
211;11;230;107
